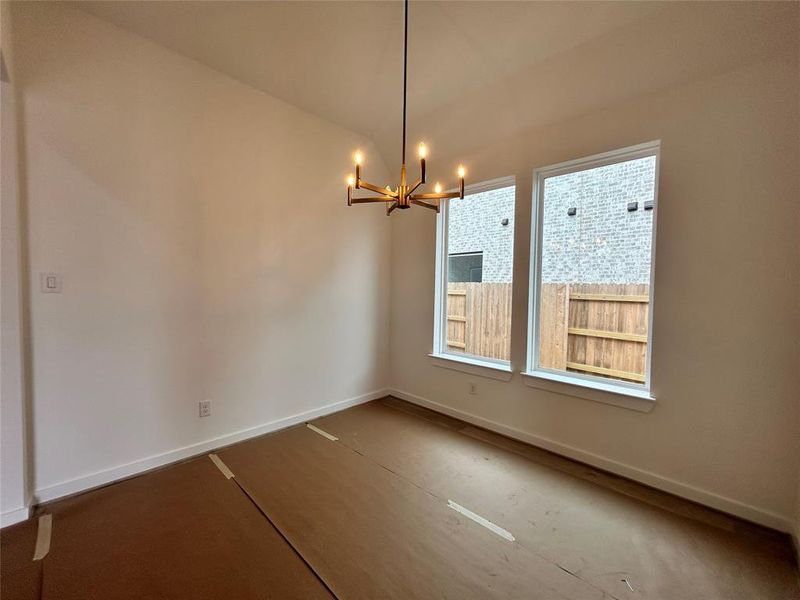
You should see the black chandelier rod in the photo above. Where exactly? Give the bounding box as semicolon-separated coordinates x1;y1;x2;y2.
402;0;408;166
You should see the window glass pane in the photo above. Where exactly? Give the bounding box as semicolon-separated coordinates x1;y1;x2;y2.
445;185;515;361
448;253;483;283
537;156;656;384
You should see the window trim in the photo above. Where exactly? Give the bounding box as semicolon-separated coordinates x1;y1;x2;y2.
520;369;655;412
526;141;660;401
429;352;513;381
433;175;516;369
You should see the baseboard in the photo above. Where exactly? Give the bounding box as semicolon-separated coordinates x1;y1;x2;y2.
34;388;389;505
389;387;795;534
26;385;797;536
1;505;30;528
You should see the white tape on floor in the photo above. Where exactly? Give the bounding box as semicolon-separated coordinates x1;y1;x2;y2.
33;514;52;561
208;453;235;479
306;423;338;442
447;500;515;542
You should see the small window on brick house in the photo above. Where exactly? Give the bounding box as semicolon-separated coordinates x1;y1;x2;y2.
448;252;483;283
528;142;659;391
433;177;515;365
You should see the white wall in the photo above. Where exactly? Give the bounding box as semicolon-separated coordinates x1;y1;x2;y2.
0;0;31;526
9;2;390;503
389;52;800;531
796;475;800;553
0;76;29;526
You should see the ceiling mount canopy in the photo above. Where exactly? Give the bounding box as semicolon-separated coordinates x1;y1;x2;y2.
345;0;467;215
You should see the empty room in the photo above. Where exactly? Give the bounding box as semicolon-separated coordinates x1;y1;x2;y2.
1;1;799;598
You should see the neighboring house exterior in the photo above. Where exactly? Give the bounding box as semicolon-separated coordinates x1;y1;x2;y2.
448;185;515;283
541;156;655;284
447;156;655;285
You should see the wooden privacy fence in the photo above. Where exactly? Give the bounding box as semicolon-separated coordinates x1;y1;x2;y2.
446;283;512;361
446;282;649;382
539;283;649;382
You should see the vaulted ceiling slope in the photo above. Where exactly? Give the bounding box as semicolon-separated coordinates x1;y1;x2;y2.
78;1;798;168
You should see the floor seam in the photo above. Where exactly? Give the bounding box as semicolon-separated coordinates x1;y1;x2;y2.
326;420;616;600
230;476;340;600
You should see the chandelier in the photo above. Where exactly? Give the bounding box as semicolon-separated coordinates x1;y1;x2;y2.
346;0;466;215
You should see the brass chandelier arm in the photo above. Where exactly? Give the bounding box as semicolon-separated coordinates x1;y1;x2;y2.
410;191;461;201
407;178;423;196
386;202;399;215
350;196;396;204
358;180;398;197
410;199;439;212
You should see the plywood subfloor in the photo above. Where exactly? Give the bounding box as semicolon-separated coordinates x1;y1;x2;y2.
0;517;42;600
311;398;800;599
2;396;798;599
219;423;605;599
1;456;332;600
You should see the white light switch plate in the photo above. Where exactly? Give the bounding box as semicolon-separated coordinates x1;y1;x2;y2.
40;272;62;293
198;400;212;418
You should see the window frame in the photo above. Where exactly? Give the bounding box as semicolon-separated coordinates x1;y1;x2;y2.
431;175;516;376
525;141;660;401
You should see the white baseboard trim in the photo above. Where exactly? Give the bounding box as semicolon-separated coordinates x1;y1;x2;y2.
388;387;795;534
34;388;389;505
1;505;30;528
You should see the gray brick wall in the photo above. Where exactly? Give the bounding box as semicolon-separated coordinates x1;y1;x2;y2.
541;156;655;284
448;185;515;283
446;157;655;285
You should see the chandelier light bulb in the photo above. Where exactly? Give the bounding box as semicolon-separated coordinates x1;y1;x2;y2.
418;143;427;159
347;175;355;187
457;165;466;179
434;182;442;194
354;151;363;165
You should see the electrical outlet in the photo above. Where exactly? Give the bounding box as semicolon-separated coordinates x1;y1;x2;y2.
198;400;212;418
469;383;477;395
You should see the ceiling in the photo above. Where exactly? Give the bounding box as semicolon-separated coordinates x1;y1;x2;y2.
78;1;798;171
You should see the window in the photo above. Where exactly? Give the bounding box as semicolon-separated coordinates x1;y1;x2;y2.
527;142;659;395
433;177;515;369
448;252;483;283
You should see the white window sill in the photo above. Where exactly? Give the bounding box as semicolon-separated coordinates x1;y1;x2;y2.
429;353;513;382
521;370;655;413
